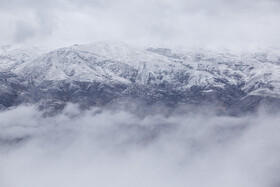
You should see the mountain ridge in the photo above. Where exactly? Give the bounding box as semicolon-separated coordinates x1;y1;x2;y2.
1;42;280;115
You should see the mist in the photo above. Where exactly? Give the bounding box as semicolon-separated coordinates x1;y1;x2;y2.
0;0;280;49
0;103;280;187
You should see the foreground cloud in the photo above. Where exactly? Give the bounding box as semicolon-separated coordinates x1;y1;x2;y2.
0;104;280;187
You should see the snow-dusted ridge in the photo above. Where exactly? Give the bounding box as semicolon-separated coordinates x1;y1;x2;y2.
1;42;280;114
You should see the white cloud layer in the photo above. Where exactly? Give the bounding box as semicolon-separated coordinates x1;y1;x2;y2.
0;0;280;48
0;104;280;187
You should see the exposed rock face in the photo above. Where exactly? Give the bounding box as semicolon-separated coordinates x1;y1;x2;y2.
1;42;280;115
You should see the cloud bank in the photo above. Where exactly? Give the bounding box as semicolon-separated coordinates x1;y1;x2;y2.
0;0;280;48
0;104;280;187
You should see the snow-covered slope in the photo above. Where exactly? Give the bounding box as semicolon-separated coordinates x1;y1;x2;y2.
1;42;280;113
0;46;52;71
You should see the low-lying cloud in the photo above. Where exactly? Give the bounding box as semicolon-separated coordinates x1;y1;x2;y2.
0;103;280;187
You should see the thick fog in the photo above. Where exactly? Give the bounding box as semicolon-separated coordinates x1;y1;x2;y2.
0;0;280;48
0;104;280;187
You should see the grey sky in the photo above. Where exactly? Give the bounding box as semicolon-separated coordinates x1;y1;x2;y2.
0;0;280;48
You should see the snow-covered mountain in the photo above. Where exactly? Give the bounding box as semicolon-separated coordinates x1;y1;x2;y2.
1;42;280;114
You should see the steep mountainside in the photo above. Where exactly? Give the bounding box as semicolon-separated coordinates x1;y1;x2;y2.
1;42;280;115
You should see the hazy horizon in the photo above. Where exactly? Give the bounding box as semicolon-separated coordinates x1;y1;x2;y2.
0;0;280;49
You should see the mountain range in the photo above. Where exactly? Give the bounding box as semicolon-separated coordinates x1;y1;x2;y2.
1;42;280;115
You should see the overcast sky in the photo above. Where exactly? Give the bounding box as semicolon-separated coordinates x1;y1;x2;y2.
0;0;280;48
